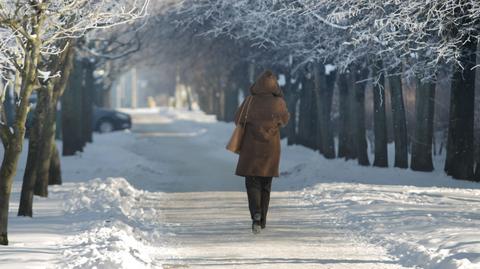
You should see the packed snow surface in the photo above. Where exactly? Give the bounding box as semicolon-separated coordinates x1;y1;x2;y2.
0;107;479;269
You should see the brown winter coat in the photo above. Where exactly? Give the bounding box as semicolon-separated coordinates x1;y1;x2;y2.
234;71;290;178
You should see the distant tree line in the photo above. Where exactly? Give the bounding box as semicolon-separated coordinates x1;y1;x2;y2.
145;0;479;182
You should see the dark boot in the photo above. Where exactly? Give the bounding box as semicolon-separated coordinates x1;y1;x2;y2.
252;213;261;234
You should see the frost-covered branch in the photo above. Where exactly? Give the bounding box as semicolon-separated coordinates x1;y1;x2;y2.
0;0;150;84
160;0;479;80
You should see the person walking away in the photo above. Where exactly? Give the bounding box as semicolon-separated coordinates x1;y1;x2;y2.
234;70;290;234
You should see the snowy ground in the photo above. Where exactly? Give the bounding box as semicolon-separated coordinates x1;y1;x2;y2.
0;107;479;269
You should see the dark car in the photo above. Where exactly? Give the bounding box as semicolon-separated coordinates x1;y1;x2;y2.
25;95;131;134
93;107;132;133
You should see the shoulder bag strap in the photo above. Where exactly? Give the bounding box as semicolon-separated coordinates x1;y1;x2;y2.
243;96;254;128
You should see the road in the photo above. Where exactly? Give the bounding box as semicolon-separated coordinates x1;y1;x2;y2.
125;109;412;269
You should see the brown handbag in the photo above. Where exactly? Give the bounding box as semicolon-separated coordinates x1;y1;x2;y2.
226;96;253;154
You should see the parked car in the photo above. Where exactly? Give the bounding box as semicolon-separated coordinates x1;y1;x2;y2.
93;106;132;133
25;94;131;134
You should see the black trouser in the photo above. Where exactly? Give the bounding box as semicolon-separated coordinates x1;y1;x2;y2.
245;176;273;228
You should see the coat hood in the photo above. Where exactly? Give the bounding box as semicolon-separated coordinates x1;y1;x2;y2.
249;70;283;97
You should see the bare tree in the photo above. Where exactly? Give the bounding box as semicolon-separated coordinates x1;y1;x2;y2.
0;0;149;244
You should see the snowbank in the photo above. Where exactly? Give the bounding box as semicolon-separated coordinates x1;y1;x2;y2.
301;183;480;269
54;178;162;269
59;222;155;269
280;143;480;269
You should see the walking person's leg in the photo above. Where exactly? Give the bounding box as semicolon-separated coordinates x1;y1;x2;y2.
245;176;262;234
260;177;273;229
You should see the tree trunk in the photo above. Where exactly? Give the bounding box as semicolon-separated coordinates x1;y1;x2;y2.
217;89;225;121
225;64;248;122
284;72;298;145
48;143;62;185
0;145;22;245
18;135;37;215
297;74;308;147
1;32;41;243
312;65;324;152
211;77;222;120
346;72;359;160
62;58;85;156
298;73;315;149
474;42;480;180
372;62;388;167
207;87;215;115
286;97;298;145
18;86;50;215
224;85;238;122
82;60;94;143
322;70;336;158
445;38;476;180
33;116;54;196
309;79;319;150
352;66;370;166
411;79;436;172
389;72;409;168
33;88;56;197
0;67;38;244
338;73;354;159
20;44;73;211
313;64;336;158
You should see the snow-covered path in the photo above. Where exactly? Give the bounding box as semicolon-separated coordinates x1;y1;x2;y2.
125;110;241;192
154;191;408;269
126;110;410;268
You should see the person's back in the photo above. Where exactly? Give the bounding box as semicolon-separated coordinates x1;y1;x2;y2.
233;70;289;234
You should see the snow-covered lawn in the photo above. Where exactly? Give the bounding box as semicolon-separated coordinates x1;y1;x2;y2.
0;107;479;269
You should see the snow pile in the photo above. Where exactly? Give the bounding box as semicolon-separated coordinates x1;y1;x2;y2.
58;222;156;269
62;177;145;217
301;183;480;269
53;178;165;269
